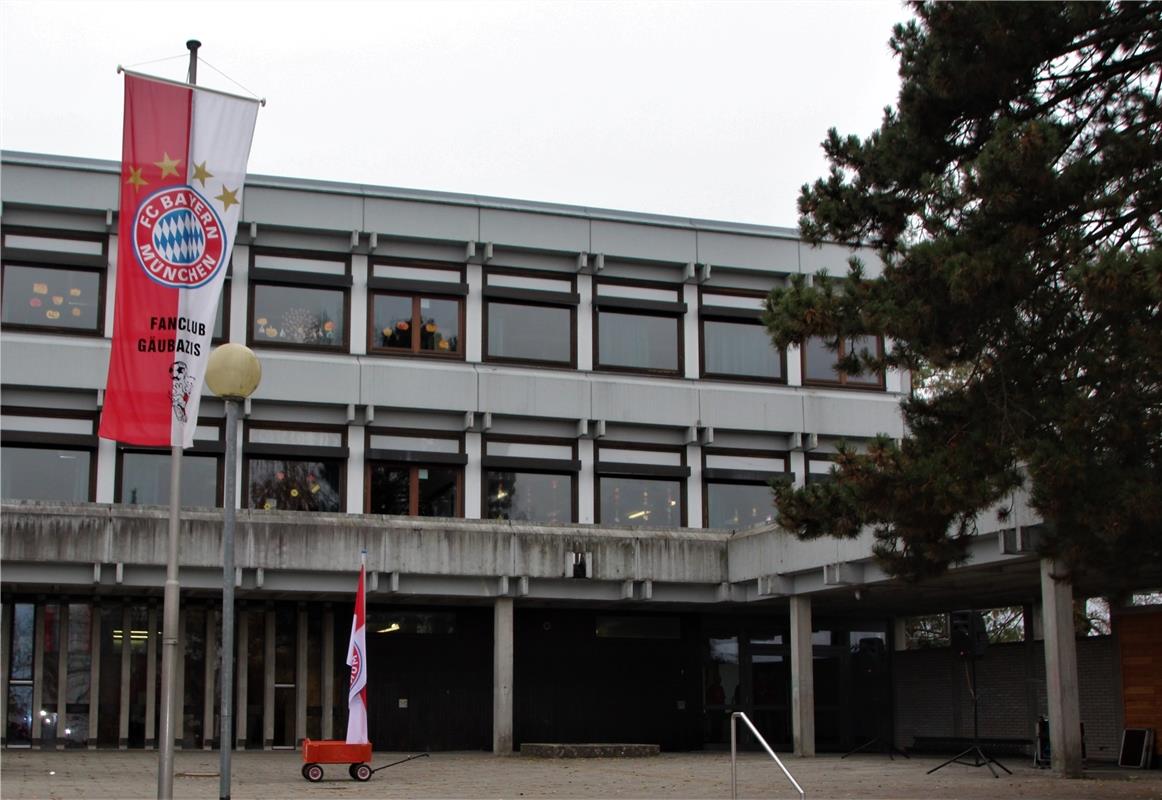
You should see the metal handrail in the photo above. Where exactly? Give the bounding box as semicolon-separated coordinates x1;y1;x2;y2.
730;711;805;800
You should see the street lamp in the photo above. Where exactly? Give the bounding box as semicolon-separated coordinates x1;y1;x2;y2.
205;343;261;800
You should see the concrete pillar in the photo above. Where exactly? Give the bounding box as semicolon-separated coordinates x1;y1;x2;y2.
349;253;368;356
578;438;595;524
685;443;703;528
263;608;275;750
576;273;593;372
235;607;248;749
465;432;482;520
682;284;699;380
347;423;365;514
466;262;483;363
146;605;158;749
493;597;514;755
31;603;45;745
87;604;100;748
296;605;308;747
203;609;217;749
322;605;334;740
789;595;815;757
119;605;131;749
892;617;908;652
55;604;69;750
788;451;806;489
1040;559;1083;777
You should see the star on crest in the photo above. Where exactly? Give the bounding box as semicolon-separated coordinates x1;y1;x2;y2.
126;166;148;189
216;186;240;210
191;161;213;187
154;152;182;179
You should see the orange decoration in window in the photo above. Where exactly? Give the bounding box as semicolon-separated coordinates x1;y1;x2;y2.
69;288;82;297
51;296;64;306
323;320;335;332
33;283;47;295
46;310;60;320
437;339;450;351
396;320;410;331
424;322;437;333
29;298;42;307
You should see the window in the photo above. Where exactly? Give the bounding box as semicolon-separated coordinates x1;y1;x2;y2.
244;424;347;512
1;409;97;502
700;291;784;381
248;250;350;351
594;280;685;374
366;429;465;517
802;335;884;389
484;270;576;366
483;436;578;523
1;228;106;334
703;449;788;529
596;444;687;528
805;452;838;485
368;262;465;357
116;421;224;507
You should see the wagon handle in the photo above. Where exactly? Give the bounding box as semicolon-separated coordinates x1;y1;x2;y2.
371;752;431;775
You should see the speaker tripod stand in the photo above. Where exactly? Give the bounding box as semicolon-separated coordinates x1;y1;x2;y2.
927;655;1011;778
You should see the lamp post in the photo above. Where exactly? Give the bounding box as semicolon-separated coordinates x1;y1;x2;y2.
205;343;261;800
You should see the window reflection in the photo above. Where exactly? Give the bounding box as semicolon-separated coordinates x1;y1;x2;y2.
599;476;682;528
252;284;344;347
1;446;91;501
706;483;775;529
703;319;782;379
248;458;342;512
486;302;571;364
597;311;679;371
121;451;218;507
368;463;459;517
486;471;572;523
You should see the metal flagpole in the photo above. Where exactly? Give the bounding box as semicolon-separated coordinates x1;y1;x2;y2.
157;37;201;800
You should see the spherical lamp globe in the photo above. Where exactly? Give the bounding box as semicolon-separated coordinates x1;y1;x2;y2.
205;343;261;400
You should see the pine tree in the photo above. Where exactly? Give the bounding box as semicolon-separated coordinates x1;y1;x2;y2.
764;2;1162;588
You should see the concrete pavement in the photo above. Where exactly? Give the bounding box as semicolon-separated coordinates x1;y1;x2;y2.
1;749;1160;800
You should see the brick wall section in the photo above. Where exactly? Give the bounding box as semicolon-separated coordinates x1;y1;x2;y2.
893;637;1121;761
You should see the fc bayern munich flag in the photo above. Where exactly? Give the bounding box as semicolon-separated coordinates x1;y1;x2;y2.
99;71;259;448
345;560;369;745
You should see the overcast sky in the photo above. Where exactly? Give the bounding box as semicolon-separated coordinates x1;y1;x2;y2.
1;0;908;228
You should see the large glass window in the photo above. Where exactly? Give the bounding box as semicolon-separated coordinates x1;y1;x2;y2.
368;262;465;357
596;444;687;528
244;424;346;512
117;421;223;507
1;409;96;502
248;250;350;351
802;335;884;388
366;430;464;517
700;293;784;381
1;229;106;334
594;281;685;374
703;450;788;529
6;603;35;745
483;437;577;523
484;270;576;367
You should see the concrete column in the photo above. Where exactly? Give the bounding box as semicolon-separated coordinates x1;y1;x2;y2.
263;608;275;749
682;283;699;380
228;243;250;341
146;605;158;749
118;605;131;749
87;604;100;748
466;263;483;363
492;597;514;755
577;438;595;524
788;451;806;489
786;344;802;387
349;253;368;356
55;604;69;750
892;617;908;652
685;443;703;528
789;595;815;757
235;608;248;749
31;603;45;745
0;601;9;747
1040;559;1083;777
465;431;482;520
347;423;365;514
322;605;334;740
296;605;308;747
576;273;593;371
203;609;217;749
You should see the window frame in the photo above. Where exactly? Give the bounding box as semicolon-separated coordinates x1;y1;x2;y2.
593;278;686;377
482;268;578;369
1;226;108;337
0;406;99;502
801;335;886;390
699;288;786;384
367;260;467;360
242;421;349;512
114;419;225;506
364;427;466;517
594;441;689;527
701;446;790;529
247;247;352;353
805;452;839;485
481;434;580;523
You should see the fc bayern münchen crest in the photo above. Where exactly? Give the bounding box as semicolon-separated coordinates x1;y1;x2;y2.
132;185;227;288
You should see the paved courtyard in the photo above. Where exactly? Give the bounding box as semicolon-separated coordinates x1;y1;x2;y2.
1;749;1160;800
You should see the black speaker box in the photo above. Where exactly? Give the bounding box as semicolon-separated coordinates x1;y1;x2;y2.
950;610;988;658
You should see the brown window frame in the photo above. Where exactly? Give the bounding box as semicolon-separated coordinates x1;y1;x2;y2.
594;441;689;528
801;335;886;390
364;427;466;517
593;278;686;377
0;406;99;502
480;434;580;523
699;288;786;384
0;226;108;337
247;248;352;354
242;421;349;512
114;418;225;506
366;261;466;360
805;452;839;485
701;446;791;529
482;268;578;369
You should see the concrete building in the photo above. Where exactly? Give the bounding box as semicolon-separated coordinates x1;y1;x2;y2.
1;151;1153;768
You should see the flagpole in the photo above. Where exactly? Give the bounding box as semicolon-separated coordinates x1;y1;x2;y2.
156;37;200;800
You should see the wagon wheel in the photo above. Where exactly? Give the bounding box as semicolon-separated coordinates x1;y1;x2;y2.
304;763;324;782
353;763;372;782
348;763;358;779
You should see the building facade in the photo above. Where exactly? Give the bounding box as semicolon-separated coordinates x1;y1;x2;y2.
0;151;1132;761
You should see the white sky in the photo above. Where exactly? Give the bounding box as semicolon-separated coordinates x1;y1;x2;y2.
1;0;908;227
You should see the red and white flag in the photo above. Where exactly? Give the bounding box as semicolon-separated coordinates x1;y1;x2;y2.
346;560;369;744
99;71;259;447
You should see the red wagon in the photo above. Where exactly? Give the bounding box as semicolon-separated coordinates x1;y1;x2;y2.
300;738;428;782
